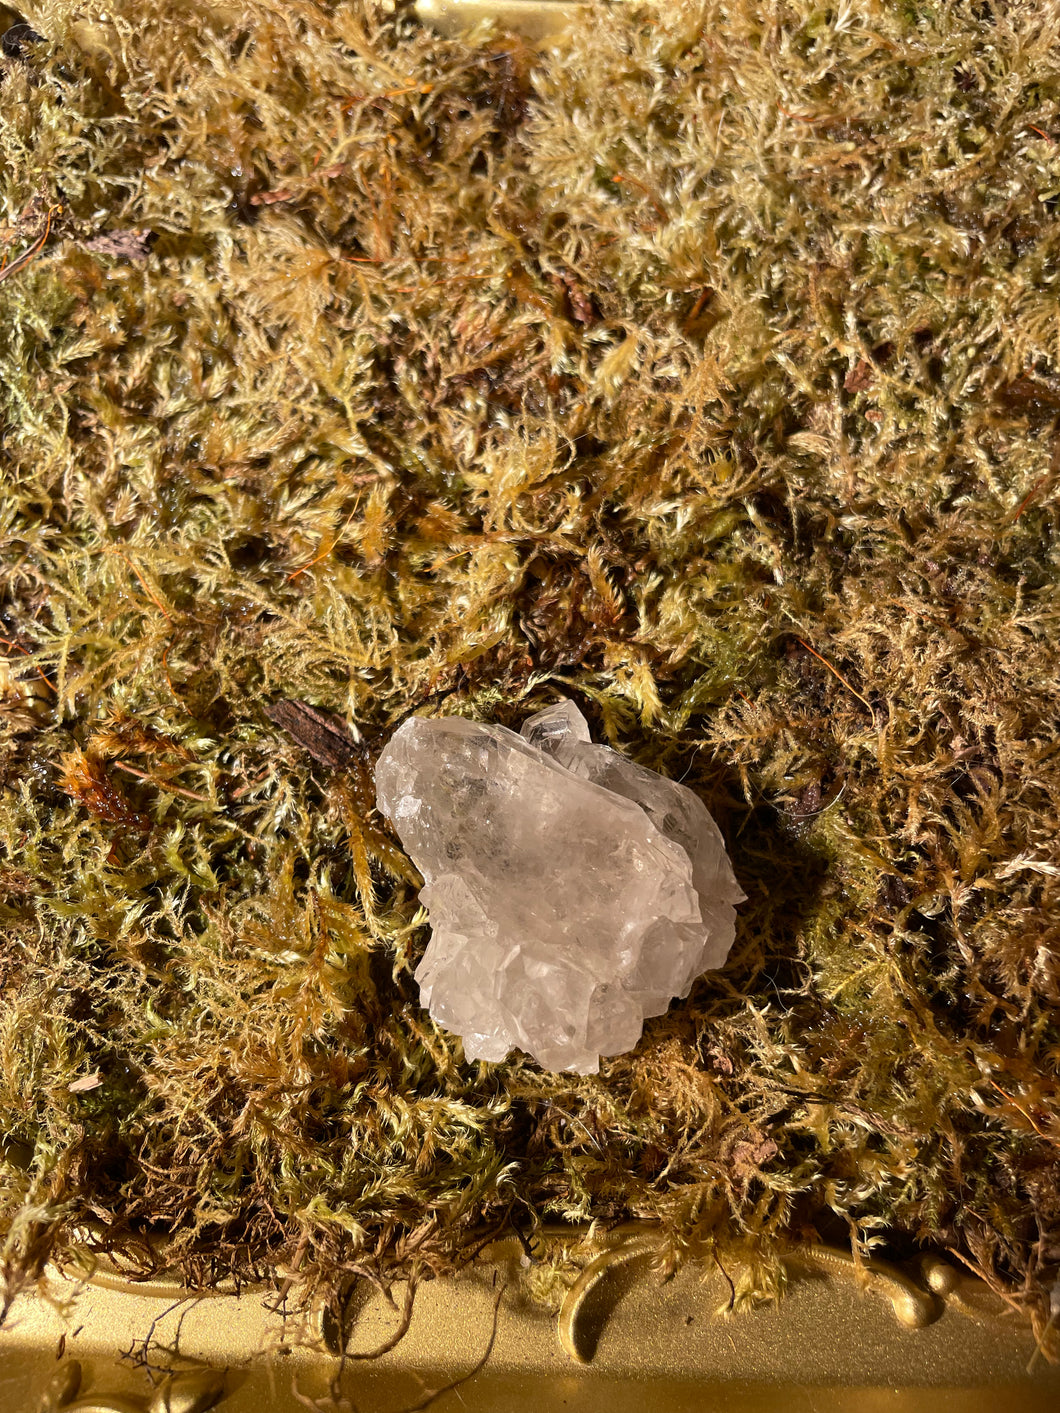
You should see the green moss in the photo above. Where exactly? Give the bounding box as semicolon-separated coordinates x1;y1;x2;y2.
0;0;1057;1350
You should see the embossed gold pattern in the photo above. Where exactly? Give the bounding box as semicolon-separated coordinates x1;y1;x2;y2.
785;1243;942;1330
558;1233;662;1363
67;1225;1028;1360
5;1224;1057;1412
33;1363;226;1413
553;1229;1018;1363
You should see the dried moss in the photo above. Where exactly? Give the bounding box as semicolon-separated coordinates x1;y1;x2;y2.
0;0;1058;1351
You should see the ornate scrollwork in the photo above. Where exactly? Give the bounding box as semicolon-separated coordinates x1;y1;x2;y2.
556;1234;1015;1363
35;1362;226;1413
786;1242;942;1329
557;1233;662;1363
39;1223;1022;1381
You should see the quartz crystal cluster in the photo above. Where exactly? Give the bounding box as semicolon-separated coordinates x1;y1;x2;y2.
375;702;744;1074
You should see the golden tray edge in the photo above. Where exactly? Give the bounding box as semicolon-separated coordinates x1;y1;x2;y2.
1;1226;1057;1412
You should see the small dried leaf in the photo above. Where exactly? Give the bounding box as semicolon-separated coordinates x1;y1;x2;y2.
249;189;297;206
731;1137;779;1176
81;228;153;260
995;374;1060;418
67;1072;102;1093
844;358;875;393
265;700;360;770
58;748;151;831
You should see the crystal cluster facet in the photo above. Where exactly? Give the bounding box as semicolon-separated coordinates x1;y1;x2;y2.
375;702;744;1074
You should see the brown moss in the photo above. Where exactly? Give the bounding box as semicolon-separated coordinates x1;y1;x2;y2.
0;0;1057;1353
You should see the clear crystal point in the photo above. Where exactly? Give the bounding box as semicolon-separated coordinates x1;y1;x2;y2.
375;702;744;1074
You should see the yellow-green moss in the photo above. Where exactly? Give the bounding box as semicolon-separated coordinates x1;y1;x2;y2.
0;0;1057;1350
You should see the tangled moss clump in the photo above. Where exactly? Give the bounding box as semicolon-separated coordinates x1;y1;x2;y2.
1;0;1058;1348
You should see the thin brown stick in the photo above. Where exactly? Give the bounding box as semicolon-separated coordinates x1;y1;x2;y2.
111;550;174;622
1009;474;1050;522
112;761;210;803
795;637;874;715
990;1079;1056;1144
0;204;59;286
229;770;274;800
341;82;433;113
611;170;667;225
286;505;361;581
0;635;56;694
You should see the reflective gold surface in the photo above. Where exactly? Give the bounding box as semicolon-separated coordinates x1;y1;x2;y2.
1;1228;1057;1412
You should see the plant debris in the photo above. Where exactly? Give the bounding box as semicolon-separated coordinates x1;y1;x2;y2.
0;0;1057;1356
80;228;153;261
265;700;361;772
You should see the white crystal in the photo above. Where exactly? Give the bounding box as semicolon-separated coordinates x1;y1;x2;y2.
375;702;745;1074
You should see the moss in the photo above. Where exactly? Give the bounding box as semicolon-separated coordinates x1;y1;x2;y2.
0;0;1057;1351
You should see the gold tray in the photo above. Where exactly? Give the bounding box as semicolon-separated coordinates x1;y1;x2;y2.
1;1227;1057;1412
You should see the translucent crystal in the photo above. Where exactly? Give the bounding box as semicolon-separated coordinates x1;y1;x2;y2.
375;702;744;1074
